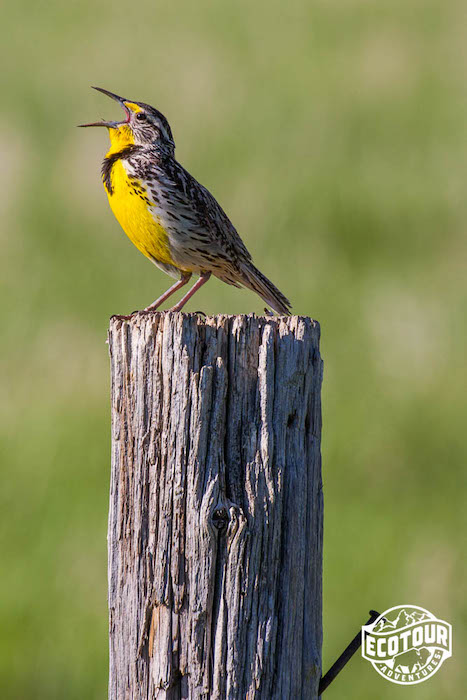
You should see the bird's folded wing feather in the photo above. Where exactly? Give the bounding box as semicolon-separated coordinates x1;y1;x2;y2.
165;160;253;264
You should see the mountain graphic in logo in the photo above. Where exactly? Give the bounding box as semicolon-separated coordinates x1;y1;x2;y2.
373;609;431;633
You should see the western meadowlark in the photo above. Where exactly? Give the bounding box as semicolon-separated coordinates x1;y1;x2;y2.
79;87;291;314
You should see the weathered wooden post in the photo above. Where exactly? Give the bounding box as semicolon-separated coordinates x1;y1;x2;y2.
108;312;323;699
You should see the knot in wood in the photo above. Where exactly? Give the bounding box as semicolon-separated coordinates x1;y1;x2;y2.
211;507;229;532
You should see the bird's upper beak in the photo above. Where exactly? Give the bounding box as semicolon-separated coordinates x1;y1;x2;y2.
78;87;132;128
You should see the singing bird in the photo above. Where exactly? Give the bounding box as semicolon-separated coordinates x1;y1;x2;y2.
79;87;291;314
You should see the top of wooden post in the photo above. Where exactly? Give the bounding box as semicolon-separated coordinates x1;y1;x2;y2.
109;310;320;341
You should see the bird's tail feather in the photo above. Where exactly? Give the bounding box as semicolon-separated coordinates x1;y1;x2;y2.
240;262;291;315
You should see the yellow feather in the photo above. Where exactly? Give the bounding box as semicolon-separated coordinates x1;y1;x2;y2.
123;101;143;114
104;155;176;267
106;124;134;153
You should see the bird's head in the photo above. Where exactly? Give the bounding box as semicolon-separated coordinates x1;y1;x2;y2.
79;87;174;154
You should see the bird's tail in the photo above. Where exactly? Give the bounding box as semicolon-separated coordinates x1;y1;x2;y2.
240;262;291;315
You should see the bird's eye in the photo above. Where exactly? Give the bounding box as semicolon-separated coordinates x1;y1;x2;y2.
136;112;147;121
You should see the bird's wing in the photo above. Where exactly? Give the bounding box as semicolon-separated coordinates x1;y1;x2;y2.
168;159;253;264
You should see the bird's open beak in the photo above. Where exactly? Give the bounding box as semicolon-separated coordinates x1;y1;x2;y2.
78;87;131;128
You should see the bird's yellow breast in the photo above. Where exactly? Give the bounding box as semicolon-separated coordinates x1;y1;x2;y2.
104;158;175;266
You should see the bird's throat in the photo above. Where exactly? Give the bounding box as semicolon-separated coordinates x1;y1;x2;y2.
106;124;135;156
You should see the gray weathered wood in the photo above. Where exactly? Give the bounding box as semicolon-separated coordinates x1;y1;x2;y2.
108;312;323;700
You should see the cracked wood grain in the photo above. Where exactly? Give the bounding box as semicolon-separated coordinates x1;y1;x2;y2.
108;312;323;700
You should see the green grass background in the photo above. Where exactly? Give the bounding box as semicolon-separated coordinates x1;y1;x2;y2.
1;0;465;697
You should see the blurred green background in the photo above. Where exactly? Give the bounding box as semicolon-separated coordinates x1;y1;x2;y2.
1;0;465;697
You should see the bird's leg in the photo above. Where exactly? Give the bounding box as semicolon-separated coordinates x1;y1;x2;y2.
169;272;212;312
144;272;192;311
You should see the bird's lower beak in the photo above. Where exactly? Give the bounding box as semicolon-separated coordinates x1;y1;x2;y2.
77;87;131;128
78;120;119;128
